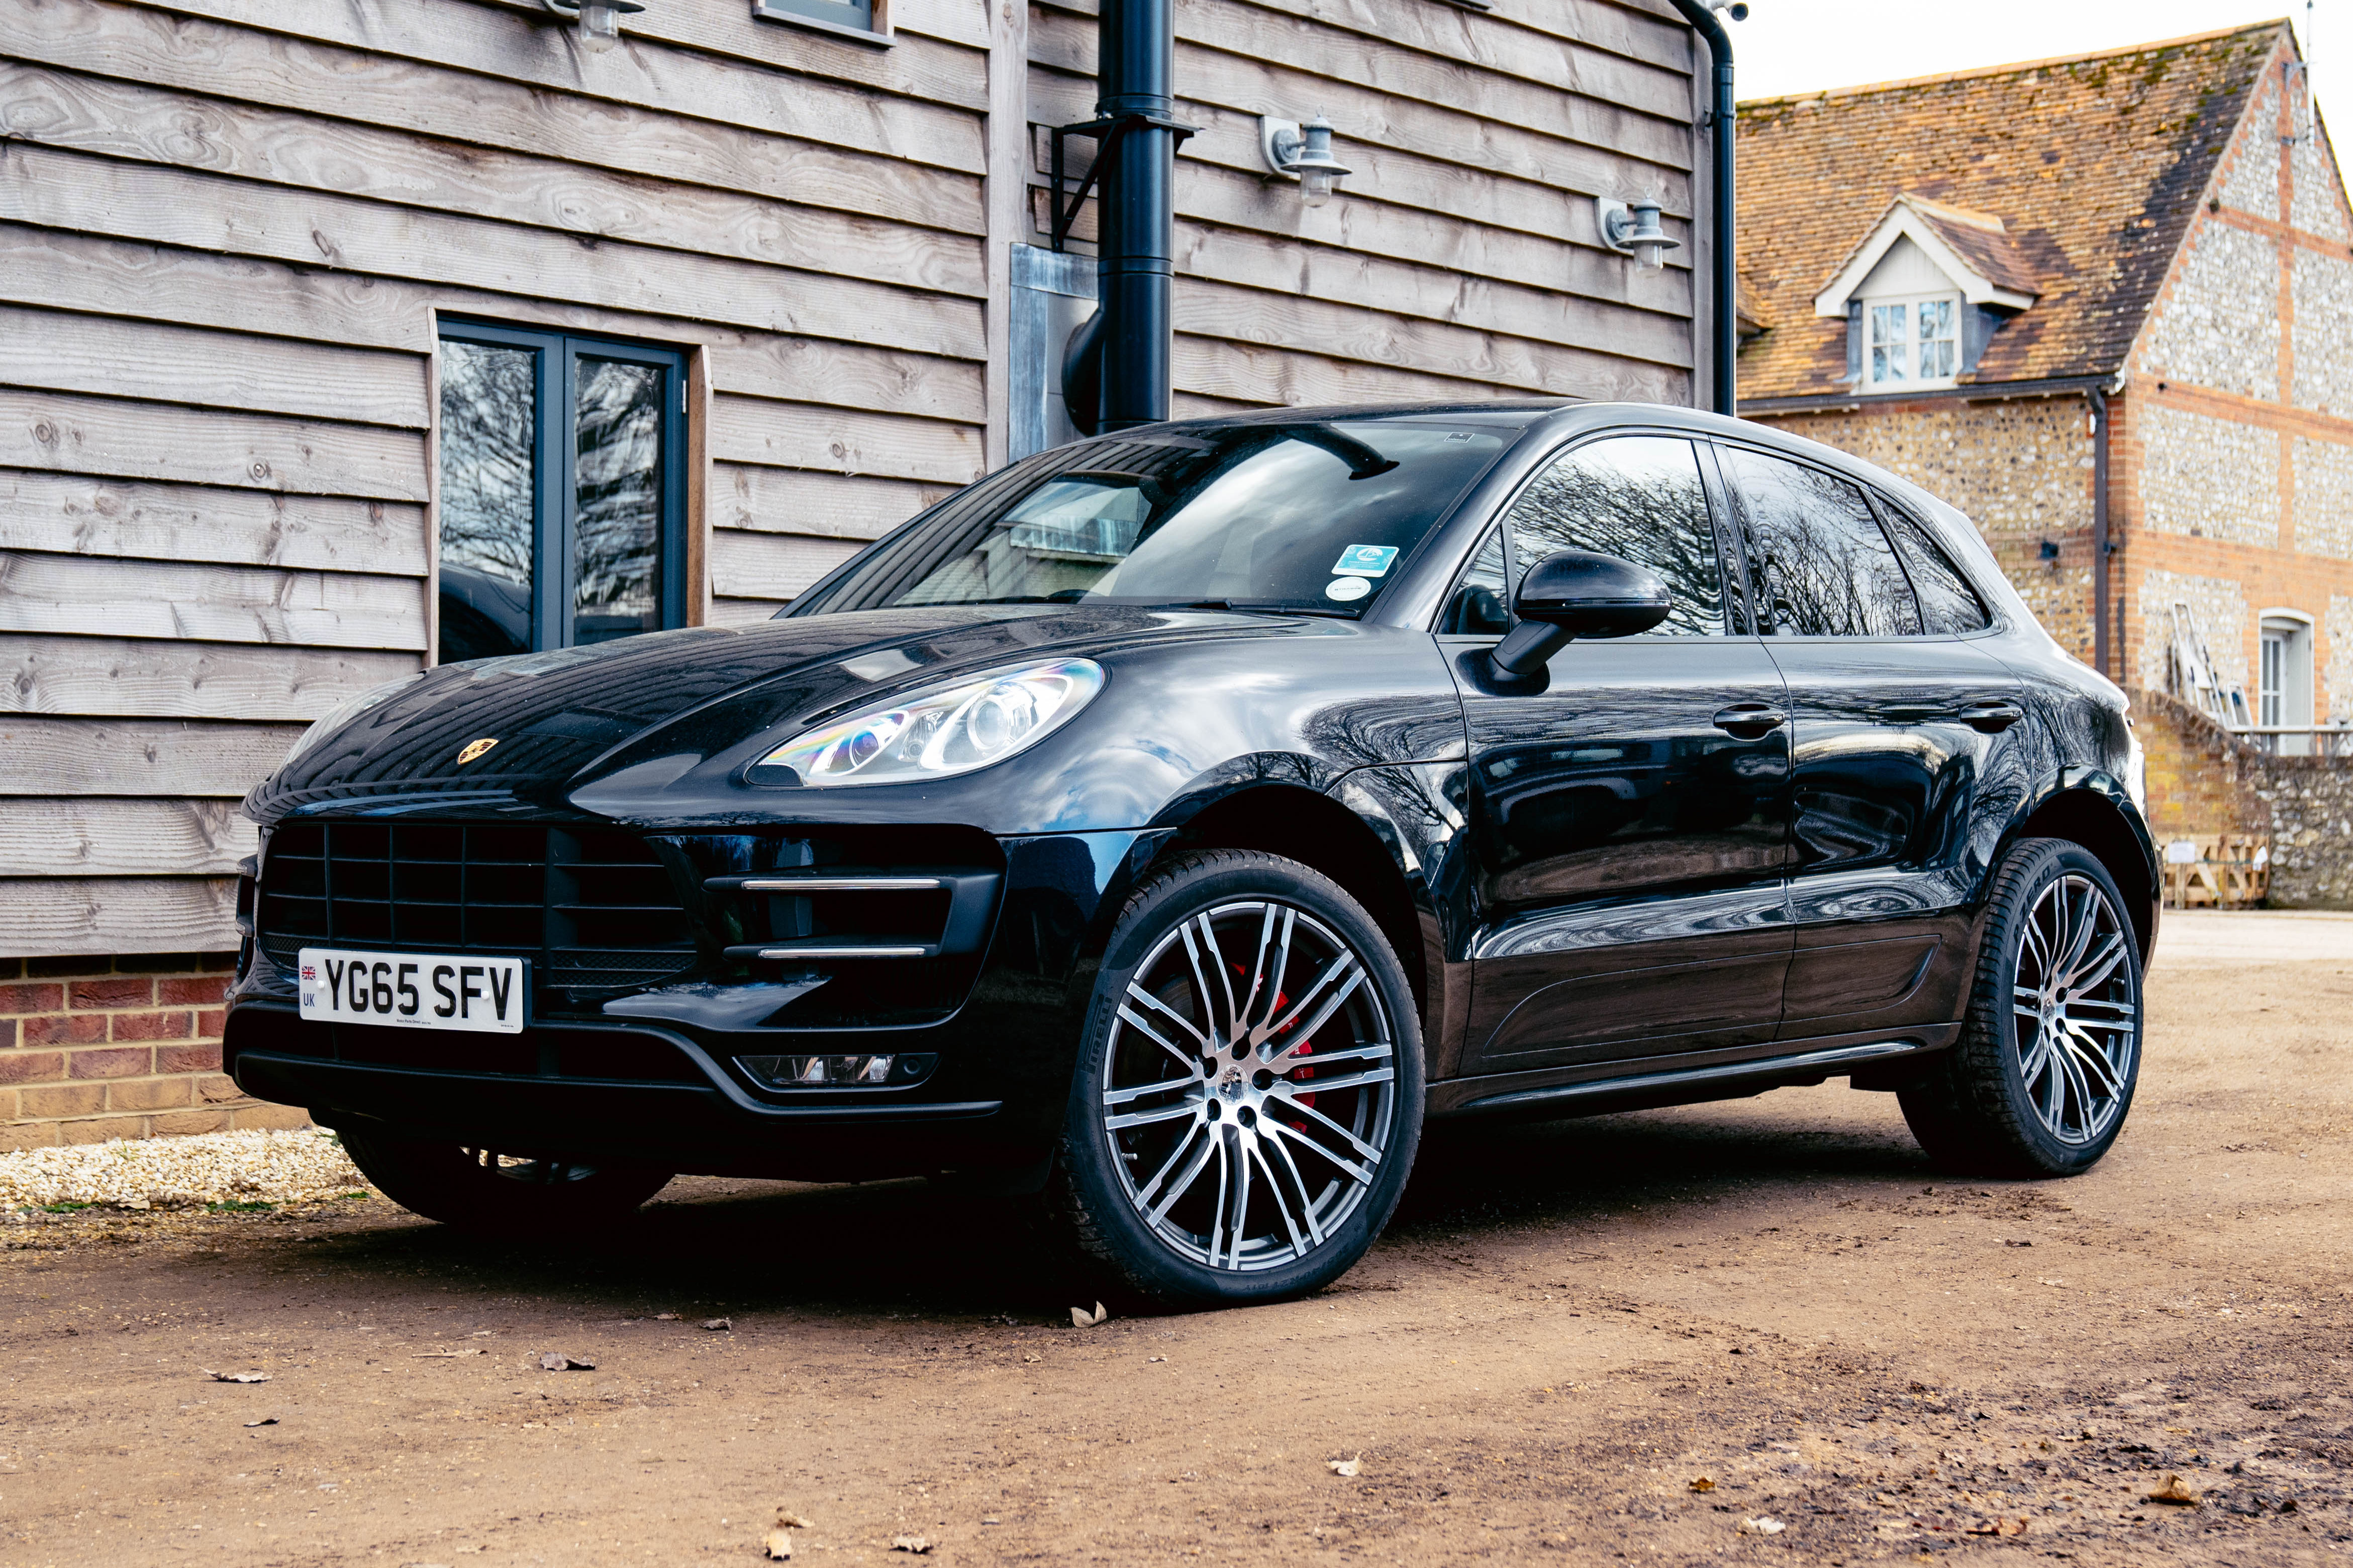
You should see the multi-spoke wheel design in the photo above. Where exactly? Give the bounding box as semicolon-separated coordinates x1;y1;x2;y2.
1053;850;1423;1305
1899;837;2143;1178
1102;899;1397;1273
2009;873;2137;1146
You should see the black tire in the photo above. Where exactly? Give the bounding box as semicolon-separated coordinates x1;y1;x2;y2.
1046;849;1425;1308
339;1129;672;1233
1900;838;2144;1178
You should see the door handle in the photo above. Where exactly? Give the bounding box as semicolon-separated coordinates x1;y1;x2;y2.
1957;698;2023;734
1712;703;1787;738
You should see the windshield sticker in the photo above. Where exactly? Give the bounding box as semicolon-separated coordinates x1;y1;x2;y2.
1330;544;1400;578
1323;576;1371;602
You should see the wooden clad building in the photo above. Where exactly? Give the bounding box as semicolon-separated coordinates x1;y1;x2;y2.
0;0;1717;1141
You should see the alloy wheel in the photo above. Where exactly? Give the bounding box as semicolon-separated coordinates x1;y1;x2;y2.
1099;899;1398;1272
2010;872;2137;1145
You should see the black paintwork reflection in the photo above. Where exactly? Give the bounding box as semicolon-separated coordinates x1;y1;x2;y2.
1766;637;2027;1041
1453;637;1794;1071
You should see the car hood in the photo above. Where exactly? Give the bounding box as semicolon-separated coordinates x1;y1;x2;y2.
245;604;1290;819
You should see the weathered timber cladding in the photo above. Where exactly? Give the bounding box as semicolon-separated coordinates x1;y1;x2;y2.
0;0;1707;982
1026;0;1703;415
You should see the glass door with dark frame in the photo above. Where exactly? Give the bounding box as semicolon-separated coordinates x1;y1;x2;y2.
435;324;687;664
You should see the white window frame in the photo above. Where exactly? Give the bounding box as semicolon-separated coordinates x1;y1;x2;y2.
1863;291;1963;390
2259;608;2315;753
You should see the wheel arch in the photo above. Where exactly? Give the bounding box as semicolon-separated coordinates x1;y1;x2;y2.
1154;782;1431;1030
2005;774;2159;963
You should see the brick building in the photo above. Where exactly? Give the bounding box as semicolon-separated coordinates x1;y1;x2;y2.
1735;22;2353;897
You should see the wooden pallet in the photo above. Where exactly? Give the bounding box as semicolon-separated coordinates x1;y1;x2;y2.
2162;832;2271;909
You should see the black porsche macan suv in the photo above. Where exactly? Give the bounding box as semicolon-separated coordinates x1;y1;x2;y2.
226;401;2154;1306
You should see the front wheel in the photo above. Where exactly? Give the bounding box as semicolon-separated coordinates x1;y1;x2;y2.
338;1129;673;1233
1900;838;2144;1178
1049;850;1425;1308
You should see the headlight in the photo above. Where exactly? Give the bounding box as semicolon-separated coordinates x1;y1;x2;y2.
281;673;425;767
754;658;1104;787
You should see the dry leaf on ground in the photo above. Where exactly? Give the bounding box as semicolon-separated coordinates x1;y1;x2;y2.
243;1417;277;1428
1326;1455;1362;1477
777;1513;813;1528
1689;1477;1715;1493
703;1317;732;1332
412;1348;485;1358
890;1534;933;1553
653;1312;680;1321
2146;1475;2200;1506
1741;1517;1785;1535
203;1369;271;1383
535;1352;596;1371
1070;1302;1108;1328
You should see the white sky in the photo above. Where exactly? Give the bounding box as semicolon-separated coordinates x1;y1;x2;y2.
1733;1;2340;163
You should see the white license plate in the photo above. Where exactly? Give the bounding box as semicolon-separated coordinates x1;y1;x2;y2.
296;949;527;1033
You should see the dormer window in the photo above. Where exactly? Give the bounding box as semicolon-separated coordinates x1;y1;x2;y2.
1867;293;1962;386
1815;194;2039;394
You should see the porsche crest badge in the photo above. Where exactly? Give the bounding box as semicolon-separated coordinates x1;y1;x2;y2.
455;737;500;766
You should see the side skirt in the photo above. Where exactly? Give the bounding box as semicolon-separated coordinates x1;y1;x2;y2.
1427;1024;1958;1121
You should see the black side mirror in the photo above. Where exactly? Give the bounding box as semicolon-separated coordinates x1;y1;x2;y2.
1489;549;1672;678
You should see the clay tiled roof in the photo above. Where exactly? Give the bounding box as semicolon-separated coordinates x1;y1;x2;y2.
1736;23;2287;404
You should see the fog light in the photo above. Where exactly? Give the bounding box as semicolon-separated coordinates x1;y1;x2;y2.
737;1053;937;1089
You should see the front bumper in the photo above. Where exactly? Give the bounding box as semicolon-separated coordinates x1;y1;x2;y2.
226;826;1171;1180
225;1000;1038;1180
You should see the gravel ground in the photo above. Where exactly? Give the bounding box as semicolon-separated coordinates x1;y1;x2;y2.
0;910;2343;1566
0;1128;368;1213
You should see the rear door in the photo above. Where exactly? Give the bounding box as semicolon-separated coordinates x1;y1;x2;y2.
1714;441;2026;1044
1448;434;1796;1076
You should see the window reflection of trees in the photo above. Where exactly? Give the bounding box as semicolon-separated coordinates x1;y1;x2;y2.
1504;438;1725;637
437;341;536;590
1723;450;1920;638
573;359;663;643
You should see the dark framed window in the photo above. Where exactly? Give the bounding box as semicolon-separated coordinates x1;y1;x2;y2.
753;0;890;46
435;322;687;664
1871;494;1991;634
1502;436;1731;638
1716;444;1922;639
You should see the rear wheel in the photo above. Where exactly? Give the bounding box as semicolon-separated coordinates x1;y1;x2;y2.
1900;838;2143;1177
1049;850;1424;1308
339;1129;672;1233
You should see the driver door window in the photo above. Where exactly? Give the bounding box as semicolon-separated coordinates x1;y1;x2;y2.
1503;436;1729;637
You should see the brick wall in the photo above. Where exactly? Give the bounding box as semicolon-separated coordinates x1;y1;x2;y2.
0;954;305;1152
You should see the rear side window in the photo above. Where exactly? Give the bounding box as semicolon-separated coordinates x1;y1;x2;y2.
1503;436;1728;638
1719;446;1921;638
1876;499;1990;633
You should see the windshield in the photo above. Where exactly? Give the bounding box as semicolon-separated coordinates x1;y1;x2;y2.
789;417;1516;617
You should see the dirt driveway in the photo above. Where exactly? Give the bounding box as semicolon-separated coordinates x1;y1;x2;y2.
4;910;2348;1567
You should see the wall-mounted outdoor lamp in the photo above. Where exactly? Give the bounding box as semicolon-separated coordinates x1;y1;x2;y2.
1597;197;1680;270
544;0;644;54
1259;116;1351;210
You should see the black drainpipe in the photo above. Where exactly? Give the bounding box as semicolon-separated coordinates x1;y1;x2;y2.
1666;1;1737;416
1060;0;1192;435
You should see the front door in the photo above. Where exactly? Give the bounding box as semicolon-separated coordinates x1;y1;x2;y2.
1449;435;1795;1076
1714;441;2026;1044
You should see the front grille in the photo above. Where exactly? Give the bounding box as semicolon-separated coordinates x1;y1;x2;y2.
256;821;697;1002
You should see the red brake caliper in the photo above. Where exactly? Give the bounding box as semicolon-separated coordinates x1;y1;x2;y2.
1235;962;1314;1129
